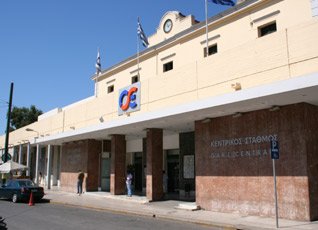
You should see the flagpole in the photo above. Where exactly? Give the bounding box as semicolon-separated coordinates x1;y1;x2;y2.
205;0;209;57
137;17;140;78
95;47;100;97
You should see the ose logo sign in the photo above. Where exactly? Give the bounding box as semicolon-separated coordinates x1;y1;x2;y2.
118;82;141;115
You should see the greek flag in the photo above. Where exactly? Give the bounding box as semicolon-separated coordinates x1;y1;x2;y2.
209;0;235;6
95;49;101;75
137;18;149;48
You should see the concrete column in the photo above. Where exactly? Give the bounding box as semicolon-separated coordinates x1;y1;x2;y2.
26;142;31;177
110;135;126;195
18;144;22;164
47;145;52;189
35;144;40;184
52;146;57;186
146;128;163;201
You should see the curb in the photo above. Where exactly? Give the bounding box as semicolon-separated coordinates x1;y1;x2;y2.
49;200;237;230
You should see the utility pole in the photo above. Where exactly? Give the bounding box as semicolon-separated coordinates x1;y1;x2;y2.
4;82;14;163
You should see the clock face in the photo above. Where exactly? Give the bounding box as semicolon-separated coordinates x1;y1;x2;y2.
163;19;172;33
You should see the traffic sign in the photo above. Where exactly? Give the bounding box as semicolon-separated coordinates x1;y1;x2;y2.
1;154;11;162
271;140;279;160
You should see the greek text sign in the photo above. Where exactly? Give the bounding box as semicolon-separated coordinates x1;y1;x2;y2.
210;134;278;159
118;82;141;115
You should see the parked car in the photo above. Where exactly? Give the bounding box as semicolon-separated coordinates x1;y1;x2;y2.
0;179;44;203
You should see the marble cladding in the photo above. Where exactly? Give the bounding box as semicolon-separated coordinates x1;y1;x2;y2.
195;103;318;221
60;139;101;193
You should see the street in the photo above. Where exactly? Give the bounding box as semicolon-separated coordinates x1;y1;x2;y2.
0;200;218;230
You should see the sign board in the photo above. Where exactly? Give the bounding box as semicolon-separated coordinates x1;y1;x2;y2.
118;82;141;115
183;155;194;179
270;140;279;160
1;154;12;162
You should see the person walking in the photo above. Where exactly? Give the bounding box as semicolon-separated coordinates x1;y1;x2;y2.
77;170;85;195
126;172;133;197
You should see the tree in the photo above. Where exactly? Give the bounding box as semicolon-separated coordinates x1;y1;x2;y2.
10;105;43;130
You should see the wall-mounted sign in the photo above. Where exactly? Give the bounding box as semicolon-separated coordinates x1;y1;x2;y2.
210;134;278;159
183;155;194;179
118;82;141;115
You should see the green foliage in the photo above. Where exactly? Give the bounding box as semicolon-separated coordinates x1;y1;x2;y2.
10;105;43;130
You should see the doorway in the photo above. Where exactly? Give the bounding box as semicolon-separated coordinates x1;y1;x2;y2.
166;149;180;194
133;152;143;193
101;152;110;191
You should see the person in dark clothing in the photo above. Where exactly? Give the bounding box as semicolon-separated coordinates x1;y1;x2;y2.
77;170;85;195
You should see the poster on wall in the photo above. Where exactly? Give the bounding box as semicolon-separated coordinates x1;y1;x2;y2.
183;155;194;179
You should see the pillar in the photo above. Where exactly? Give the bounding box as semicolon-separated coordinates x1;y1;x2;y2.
110;135;126;195
35;144;40;184
26;142;31;177
47;145;52;189
18;144;22;164
146;128;163;201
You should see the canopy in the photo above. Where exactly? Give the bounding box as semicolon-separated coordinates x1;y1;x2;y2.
0;160;28;173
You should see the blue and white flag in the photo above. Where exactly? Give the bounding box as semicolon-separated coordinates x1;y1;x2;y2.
209;0;235;6
95;49;101;75
137;18;149;48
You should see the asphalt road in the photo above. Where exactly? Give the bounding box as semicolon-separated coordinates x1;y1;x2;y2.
0;199;219;230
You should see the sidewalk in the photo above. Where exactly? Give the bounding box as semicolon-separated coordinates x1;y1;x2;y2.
44;190;318;230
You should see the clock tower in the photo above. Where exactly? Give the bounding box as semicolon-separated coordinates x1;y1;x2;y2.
147;11;199;47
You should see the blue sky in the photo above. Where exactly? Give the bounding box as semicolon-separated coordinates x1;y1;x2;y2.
0;0;234;134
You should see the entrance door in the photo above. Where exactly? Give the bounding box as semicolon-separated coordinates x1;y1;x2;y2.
101;153;110;192
134;153;142;192
167;150;180;193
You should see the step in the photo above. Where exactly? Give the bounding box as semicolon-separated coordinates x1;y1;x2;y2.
175;202;200;211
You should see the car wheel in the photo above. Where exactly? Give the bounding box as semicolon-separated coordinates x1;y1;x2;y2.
12;194;18;203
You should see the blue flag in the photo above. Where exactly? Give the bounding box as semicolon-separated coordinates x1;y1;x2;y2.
209;0;235;6
137;18;149;48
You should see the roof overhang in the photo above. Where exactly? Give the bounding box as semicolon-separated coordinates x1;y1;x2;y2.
33;72;318;146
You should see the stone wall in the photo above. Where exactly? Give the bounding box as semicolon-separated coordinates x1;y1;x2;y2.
195;103;318;221
306;105;318;220
60;139;101;192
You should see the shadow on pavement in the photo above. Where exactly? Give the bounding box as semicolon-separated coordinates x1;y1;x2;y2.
38;198;51;203
0;216;7;230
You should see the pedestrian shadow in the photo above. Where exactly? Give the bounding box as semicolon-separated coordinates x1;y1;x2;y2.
0;216;7;230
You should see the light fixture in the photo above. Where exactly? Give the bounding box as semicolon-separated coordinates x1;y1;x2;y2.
231;82;242;91
99;116;104;123
269;106;280;112
201;118;211;124
232;112;243;118
25;128;39;136
70;126;75;130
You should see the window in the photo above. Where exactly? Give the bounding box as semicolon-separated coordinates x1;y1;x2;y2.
131;75;139;84
107;85;114;94
204;44;218;57
258;22;277;37
163;61;173;72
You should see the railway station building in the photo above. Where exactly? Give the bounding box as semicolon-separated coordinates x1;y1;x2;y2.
1;0;318;221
